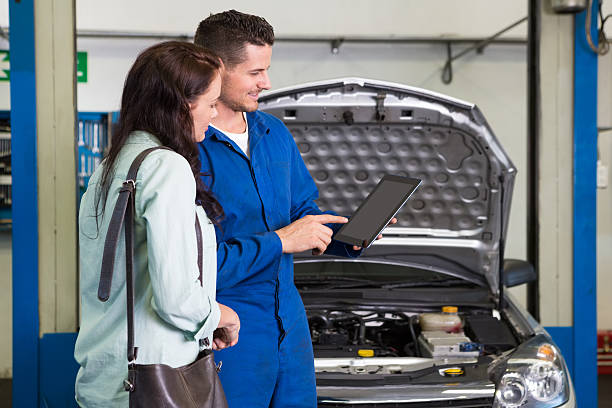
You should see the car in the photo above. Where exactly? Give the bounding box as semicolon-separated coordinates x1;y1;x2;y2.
259;78;576;408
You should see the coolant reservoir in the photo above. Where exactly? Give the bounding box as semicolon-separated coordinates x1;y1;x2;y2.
419;306;462;332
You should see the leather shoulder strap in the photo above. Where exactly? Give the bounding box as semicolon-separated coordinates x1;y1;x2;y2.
97;146;172;302
195;213;203;286
96;145;205;363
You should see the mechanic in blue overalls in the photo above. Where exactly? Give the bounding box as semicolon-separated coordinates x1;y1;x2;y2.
194;10;393;408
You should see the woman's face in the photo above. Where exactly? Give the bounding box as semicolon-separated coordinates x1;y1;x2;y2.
190;73;222;142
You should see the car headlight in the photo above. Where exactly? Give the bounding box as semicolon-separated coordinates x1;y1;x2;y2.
490;334;569;408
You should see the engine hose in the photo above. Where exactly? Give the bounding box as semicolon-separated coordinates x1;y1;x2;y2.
409;315;421;356
358;318;366;343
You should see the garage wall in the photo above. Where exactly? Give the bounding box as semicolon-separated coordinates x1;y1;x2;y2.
76;0;527;38
538;7;574;328
75;1;526;112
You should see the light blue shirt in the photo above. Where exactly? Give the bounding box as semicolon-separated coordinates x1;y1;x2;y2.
75;131;220;407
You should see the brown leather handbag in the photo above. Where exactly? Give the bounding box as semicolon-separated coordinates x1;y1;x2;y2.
97;146;228;408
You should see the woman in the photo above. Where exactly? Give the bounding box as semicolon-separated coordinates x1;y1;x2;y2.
74;41;239;406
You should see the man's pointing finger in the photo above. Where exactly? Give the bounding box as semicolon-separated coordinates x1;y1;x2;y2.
312;215;348;224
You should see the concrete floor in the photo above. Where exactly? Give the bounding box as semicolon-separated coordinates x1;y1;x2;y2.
0;376;611;406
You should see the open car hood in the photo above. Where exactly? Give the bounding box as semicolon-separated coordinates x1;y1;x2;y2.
259;78;516;295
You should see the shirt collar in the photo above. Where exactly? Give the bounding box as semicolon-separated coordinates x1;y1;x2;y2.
125;130;163;146
205;111;270;152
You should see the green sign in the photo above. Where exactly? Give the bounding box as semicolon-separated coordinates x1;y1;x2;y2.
0;50;87;83
77;51;87;83
0;50;9;81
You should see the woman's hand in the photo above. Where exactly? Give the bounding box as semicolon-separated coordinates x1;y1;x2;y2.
212;303;240;350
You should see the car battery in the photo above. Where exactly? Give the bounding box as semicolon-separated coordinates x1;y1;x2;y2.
418;331;480;359
598;330;612;375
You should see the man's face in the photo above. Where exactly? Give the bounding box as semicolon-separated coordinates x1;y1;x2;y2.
220;44;272;112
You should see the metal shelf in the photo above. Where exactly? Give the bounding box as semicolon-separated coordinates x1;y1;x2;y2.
0;111;114;228
78;112;110;194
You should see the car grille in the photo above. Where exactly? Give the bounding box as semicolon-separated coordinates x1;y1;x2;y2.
318;397;494;408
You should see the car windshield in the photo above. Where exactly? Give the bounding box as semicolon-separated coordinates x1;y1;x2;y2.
294;261;474;289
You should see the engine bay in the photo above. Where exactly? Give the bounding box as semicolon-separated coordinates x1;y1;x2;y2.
307;307;518;374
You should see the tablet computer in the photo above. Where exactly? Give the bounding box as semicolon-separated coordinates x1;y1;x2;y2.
334;174;421;249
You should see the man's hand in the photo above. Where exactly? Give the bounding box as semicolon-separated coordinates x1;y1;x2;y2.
275;214;348;254
213;303;240;350
351;217;398;251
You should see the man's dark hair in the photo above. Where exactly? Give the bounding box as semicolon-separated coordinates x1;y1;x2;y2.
194;10;274;68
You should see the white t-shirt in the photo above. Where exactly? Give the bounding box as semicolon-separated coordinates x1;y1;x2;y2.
212;112;249;158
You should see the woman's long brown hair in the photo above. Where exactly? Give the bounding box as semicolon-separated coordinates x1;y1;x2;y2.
95;41;224;223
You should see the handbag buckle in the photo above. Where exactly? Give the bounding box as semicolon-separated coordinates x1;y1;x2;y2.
121;179;136;192
123;379;135;392
216;361;222;373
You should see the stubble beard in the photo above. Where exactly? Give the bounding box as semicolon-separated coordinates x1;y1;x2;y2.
220;95;257;113
220;83;259;113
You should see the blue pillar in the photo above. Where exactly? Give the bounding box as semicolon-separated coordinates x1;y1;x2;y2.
9;1;39;407
573;1;598;406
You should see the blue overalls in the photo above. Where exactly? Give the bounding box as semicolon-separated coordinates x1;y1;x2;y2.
198;111;359;408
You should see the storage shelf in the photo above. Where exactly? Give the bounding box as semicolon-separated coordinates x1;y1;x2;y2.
0;111;114;227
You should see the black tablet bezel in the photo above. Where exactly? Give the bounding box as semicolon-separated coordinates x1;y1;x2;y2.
334;174;421;248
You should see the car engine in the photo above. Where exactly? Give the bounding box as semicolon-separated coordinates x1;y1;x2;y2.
308;309;420;358
308;307;518;362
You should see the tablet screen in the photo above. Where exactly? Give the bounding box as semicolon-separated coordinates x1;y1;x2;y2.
334;175;421;248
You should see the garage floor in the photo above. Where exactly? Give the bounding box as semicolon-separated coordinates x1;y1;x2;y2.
0;379;9;408
0;377;611;406
601;375;612;408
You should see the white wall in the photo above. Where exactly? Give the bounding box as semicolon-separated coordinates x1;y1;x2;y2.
76;0;527;38
72;0;527;113
537;5;575;327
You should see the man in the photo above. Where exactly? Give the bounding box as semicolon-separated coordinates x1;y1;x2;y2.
194;10;389;407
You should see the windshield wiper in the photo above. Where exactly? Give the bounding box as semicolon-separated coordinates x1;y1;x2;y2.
381;278;471;289
294;276;383;290
295;276;471;290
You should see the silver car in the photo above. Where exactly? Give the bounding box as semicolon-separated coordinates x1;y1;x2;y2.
259;78;575;408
